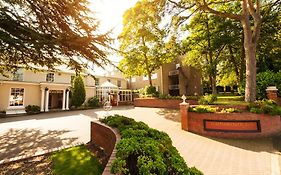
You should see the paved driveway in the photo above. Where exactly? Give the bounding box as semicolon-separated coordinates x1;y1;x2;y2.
0;106;280;175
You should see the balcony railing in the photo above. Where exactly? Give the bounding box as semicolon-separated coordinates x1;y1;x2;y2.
169;84;179;90
168;70;179;76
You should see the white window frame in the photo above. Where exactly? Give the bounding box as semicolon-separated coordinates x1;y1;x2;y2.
131;77;136;82
12;69;23;81
143;76;148;81
117;80;122;88
151;73;158;80
8;88;25;109
46;73;54;82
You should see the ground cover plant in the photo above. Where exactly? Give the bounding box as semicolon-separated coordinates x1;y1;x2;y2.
249;100;281;116
100;115;203;175
189;106;240;113
0;144;104;175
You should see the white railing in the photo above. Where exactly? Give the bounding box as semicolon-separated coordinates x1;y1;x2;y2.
169;84;179;90
168;70;179;76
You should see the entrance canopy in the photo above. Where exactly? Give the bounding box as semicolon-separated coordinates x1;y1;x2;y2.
100;81;118;89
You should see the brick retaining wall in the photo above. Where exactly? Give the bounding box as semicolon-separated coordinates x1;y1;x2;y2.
90;122;120;175
134;98;198;109
180;104;281;139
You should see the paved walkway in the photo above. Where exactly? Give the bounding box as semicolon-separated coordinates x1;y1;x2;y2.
0;106;280;175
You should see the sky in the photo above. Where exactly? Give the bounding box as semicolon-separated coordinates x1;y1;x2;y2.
89;0;138;63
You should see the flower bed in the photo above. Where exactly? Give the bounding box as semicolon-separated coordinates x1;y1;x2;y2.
180;104;281;139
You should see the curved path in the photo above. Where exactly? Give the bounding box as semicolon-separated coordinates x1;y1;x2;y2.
0;106;280;175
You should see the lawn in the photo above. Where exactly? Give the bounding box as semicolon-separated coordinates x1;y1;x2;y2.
214;95;249;105
0;145;104;175
52;145;103;175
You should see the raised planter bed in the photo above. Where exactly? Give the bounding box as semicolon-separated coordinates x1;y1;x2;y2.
180;104;281;139
134;98;198;109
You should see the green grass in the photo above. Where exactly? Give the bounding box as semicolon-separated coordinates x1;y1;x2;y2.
214;95;249;105
51;145;103;175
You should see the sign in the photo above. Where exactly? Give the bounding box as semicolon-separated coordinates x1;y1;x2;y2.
204;120;261;133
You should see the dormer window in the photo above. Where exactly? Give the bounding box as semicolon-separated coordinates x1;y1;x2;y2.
46;73;54;82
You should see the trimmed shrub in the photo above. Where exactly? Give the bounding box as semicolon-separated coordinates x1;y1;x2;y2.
25;105;40;114
239;71;281;99
249;100;281;116
87;97;100;108
189;105;217;113
100;115;202;175
198;94;217;105
71;74;86;107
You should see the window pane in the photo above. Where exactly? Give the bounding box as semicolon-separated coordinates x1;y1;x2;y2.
10;88;24;106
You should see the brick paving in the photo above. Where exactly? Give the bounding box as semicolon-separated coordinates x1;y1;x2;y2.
0;106;280;175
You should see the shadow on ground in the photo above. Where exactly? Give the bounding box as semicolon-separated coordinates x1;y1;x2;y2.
156;109;181;122
0;128;78;161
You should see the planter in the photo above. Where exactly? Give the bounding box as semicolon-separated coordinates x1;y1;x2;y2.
134;98;198;109
180;103;281;138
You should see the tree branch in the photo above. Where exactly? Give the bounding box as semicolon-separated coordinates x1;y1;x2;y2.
199;4;242;21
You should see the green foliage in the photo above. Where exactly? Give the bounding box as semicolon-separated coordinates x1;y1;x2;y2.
158;94;198;100
71;74;86;107
118;0;173;85
0;0;110;74
87;97;100;108
249;100;281;116
239;71;281;99
220;108;240;113
25;105;40;114
51;145;103;175
139;86;159;98
100;115;203;175
199;94;217;105
189;105;240;113
189;106;217;113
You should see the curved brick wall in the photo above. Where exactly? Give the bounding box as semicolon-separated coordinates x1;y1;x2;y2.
90;122;120;175
134;98;198;109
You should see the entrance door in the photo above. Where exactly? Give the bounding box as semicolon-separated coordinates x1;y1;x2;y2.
48;90;63;109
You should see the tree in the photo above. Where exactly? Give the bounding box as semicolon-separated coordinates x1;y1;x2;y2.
161;0;279;102
118;0;172;86
0;0;111;75
183;13;230;94
71;74;86;107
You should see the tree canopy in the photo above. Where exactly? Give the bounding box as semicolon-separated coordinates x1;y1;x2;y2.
118;0;173;86
0;0;111;74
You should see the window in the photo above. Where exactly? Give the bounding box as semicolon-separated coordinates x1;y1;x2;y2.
117;80;122;87
151;73;158;80
131;77;136;82
95;78;100;86
9;88;24;106
46;73;54;82
143;76;148;81
12;69;23;81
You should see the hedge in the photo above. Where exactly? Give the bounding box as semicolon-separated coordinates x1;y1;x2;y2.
100;115;203;175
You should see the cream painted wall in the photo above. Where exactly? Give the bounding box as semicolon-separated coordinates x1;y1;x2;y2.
0;83;41;111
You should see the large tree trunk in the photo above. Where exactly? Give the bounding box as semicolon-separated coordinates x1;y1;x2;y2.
148;72;153;86
241;0;261;102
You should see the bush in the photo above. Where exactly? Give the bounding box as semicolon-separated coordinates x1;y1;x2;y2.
189;105;217;113
71;74;86;107
249;100;281;116
87;97;100;108
25;105;40;114
158;94;198;100
239;71;281;99
198;94;217;105
100;115;202;175
139;86;159;98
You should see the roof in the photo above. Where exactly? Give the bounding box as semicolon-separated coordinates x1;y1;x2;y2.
100;81;118;88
